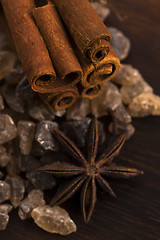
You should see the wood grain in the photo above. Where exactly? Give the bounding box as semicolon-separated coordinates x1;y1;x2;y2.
0;0;160;239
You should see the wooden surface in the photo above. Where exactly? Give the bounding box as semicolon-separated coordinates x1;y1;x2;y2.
1;0;160;239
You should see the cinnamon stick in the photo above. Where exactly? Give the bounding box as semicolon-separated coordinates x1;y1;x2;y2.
81;83;104;99
80;45;120;87
0;9;15;51
52;0;111;62
40;86;79;111
32;3;82;88
1;0;57;93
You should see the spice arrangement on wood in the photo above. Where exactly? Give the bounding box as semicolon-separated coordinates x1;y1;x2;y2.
1;0;120;110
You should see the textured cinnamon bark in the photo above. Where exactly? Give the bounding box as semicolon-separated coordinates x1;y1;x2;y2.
33;3;82;88
80;45;120;87
80;83;104;99
40;86;80;111
52;0;111;62
1;0;57;93
0;11;15;51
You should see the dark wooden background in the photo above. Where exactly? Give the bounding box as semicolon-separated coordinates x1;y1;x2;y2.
1;0;160;239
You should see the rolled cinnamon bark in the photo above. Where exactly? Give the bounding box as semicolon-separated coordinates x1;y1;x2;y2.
1;0;57;93
52;0;111;62
81;83;104;99
32;3;82;88
0;9;15;51
80;45;120;87
40;86;79;111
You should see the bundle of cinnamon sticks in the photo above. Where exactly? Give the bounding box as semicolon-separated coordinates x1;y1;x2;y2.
1;0;120;111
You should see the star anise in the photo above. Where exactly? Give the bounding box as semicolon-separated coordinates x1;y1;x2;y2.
39;118;143;223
